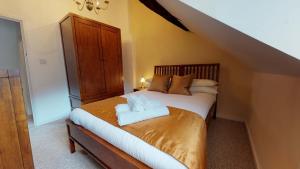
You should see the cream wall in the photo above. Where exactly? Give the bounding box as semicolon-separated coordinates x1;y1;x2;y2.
0;0;133;126
128;0;253;121
246;73;300;169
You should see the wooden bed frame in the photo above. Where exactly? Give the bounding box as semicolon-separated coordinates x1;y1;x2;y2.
66;64;220;169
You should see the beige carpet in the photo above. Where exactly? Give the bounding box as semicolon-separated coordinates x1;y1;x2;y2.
207;119;256;169
29;118;256;169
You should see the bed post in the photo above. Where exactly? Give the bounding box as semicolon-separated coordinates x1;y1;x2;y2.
69;138;76;154
213;97;218;119
214;64;220;119
69;138;76;153
67;123;76;153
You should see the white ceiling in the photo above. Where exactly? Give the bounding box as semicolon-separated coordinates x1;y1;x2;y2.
157;0;300;76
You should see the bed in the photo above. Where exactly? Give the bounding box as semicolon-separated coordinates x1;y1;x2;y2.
66;64;220;169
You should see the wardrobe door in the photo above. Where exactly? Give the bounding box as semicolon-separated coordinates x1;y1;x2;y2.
101;25;124;95
60;17;80;98
74;17;107;101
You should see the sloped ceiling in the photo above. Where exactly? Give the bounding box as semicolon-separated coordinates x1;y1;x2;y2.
156;0;300;76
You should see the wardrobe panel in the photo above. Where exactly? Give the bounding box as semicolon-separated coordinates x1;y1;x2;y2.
60;14;124;107
101;25;124;94
60;17;80;98
74;17;107;100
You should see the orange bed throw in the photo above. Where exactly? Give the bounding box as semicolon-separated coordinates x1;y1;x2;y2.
81;96;207;169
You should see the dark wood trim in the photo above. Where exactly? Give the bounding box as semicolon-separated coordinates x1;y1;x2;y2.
66;120;149;169
67;124;76;153
213;98;218;119
139;0;189;31
154;64;220;82
206;102;216;125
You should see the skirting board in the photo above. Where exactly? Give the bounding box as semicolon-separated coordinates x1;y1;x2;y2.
245;122;262;169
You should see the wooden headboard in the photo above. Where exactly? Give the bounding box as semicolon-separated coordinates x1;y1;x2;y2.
154;64;220;82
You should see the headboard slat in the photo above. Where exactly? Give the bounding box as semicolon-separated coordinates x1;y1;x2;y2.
154;64;220;82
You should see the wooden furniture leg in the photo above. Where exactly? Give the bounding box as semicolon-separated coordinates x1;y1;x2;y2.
67;124;76;153
69;138;76;153
213;97;218;119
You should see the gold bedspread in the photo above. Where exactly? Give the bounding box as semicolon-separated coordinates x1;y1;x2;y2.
81;96;207;169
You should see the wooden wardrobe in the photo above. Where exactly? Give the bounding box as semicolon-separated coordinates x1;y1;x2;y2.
60;13;124;109
0;69;34;169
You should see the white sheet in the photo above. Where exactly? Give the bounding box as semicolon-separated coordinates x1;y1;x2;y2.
127;90;216;119
70;90;216;169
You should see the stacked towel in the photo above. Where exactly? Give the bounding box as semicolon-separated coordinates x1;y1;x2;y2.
115;104;130;116
127;94;165;111
127;95;145;112
115;94;169;126
117;106;169;126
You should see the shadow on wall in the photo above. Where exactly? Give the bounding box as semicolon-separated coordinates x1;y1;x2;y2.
122;41;135;93
217;64;253;121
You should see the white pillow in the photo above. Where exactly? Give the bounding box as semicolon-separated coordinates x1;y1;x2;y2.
191;79;218;87
190;86;218;95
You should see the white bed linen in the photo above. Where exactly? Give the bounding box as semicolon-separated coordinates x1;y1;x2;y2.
128;90;216;119
70;90;216;169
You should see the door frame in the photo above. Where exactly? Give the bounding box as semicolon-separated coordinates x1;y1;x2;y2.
0;15;35;122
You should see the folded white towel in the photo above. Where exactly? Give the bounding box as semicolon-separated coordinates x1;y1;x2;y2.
117;106;170;126
126;94;165;111
115;104;131;116
127;94;145;112
141;97;164;110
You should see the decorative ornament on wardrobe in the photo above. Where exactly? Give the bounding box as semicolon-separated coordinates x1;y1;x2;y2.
73;0;109;14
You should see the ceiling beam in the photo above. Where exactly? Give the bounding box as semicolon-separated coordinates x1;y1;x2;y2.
139;0;189;31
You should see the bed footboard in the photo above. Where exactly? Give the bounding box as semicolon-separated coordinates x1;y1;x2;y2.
66;120;150;169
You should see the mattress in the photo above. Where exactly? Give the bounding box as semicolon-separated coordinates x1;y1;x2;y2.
128;90;216;119
70;91;216;169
